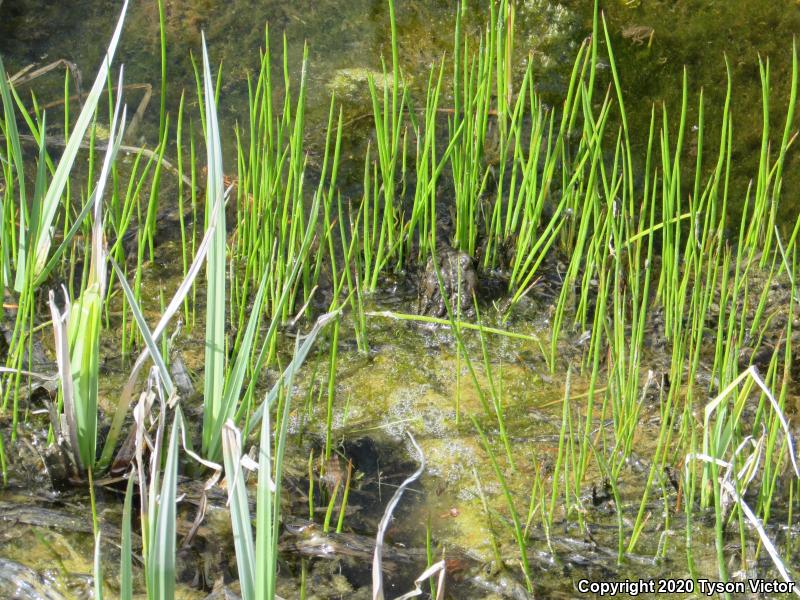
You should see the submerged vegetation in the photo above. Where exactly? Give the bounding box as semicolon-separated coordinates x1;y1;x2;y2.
2;0;800;597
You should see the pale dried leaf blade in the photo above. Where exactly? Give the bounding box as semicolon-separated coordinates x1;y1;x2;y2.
372;431;425;600
720;480;799;597
48;288;81;470
393;560;447;600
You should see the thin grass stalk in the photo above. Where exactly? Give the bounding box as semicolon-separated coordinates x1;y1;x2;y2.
471;416;532;592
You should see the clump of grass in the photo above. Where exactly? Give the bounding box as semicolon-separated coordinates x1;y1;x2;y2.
0;2;129;475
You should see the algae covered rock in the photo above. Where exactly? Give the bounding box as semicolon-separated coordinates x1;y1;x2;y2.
327;67;395;104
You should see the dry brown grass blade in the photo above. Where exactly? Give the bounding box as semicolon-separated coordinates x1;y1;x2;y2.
9;58;84;106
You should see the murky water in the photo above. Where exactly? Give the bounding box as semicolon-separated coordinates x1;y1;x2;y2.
2;0;800;598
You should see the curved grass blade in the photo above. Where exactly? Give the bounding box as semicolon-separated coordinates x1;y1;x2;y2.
372;431;425;600
34;97;128;288
109;257;174;398
26;0;129;284
0;56;28;290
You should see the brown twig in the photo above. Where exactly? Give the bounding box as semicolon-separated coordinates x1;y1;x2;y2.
9;59;84;109
36;83;153;142
10;132;193;188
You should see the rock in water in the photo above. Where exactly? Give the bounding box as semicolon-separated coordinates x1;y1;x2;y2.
0;558;67;600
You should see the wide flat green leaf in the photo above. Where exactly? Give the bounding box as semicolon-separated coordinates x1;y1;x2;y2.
148;412;178;600
120;474;134;600
66;283;102;470
254;398;274;600
200;34;228;460
205;268;269;462
93;532;104;600
256;337;299;600
33;104;127;288
221;421;256;599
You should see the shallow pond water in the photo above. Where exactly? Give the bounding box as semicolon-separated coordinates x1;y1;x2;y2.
3;0;800;599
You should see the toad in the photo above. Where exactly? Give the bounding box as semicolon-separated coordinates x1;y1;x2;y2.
418;247;477;317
